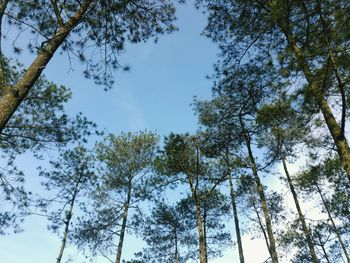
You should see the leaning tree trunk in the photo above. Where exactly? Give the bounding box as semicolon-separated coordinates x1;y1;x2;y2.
281;154;319;263
115;185;132;263
0;0;92;133
278;17;350;184
228;173;245;263
240;117;279;263
315;182;350;263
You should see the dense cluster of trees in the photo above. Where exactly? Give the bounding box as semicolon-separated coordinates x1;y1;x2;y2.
0;1;349;263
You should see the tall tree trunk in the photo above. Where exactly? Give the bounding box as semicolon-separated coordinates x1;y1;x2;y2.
240;116;279;263
175;230;179;263
252;197;271;258
115;184;132;263
315;183;350;262
228;173;245;263
0;0;92;133
203;209;208;263
281;154;319;263
277;16;350;184
194;197;207;263
56;193;77;263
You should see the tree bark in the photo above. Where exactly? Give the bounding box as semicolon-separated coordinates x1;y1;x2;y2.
228;173;245;263
277;17;350;184
281;154;319;263
0;0;92;133
315;183;350;263
56;186;80;263
240;116;279;263
194;197;206;263
115;184;132;263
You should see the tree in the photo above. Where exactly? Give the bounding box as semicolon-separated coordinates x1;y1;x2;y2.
75;131;158;263
134;202;191;263
295;159;350;262
195;59;282;263
0;58;95;235
37;146;95;263
0;0;178;133
196;0;350;182
177;189;232;262
256;98;319;263
154;133;228;263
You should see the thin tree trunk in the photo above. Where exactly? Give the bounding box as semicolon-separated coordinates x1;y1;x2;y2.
228;173;245;263
194;197;207;263
175;230;179;263
277;16;350;184
315;229;331;263
281;154;319;263
203;209;208;263
315;183;350;263
239;116;279;263
56;201;74;263
0;0;92;133
252;197;271;258
115;184;132;263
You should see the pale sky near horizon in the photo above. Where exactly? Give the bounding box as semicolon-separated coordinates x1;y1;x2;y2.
0;2;282;263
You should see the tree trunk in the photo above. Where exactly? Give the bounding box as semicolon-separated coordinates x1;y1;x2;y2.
228;173;245;263
281;154;319;263
252;197;271;258
240;117;279;263
0;0;92;133
203;209;208;263
278;17;350;184
315;183;350;263
115;185;132;263
175;230;179;263
194;197;207;263
56;194;77;263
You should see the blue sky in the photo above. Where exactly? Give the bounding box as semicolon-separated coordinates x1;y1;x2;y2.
0;2;274;263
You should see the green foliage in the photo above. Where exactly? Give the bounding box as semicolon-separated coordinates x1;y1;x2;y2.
5;0;178;87
37;146;95;235
74;131;159;260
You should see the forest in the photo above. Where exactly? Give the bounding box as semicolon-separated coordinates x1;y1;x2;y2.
0;1;349;263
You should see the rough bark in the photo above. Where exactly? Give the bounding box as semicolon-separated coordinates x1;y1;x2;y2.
281;154;319;263
277;16;350;184
228;173;245;263
0;0;92;133
115;183;132;263
240;117;279;263
315;183;350;263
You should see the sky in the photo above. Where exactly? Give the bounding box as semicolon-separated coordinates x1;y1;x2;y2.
0;2;278;263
